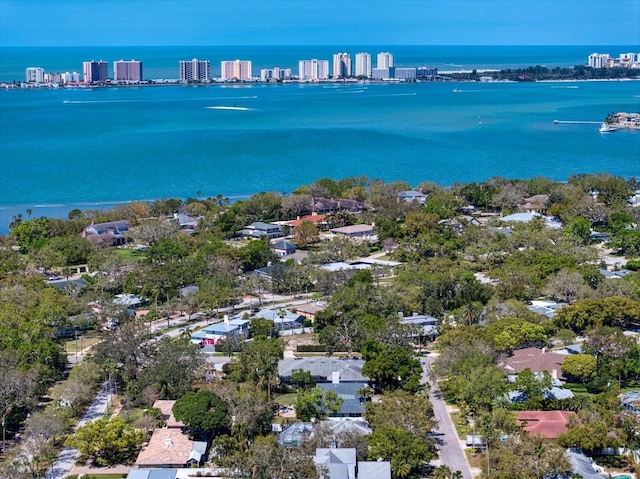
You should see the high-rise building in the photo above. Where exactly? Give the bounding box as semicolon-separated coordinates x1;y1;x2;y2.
377;52;394;69
333;52;351;78
113;59;143;81
355;53;372;78
25;67;45;83
179;58;211;82
44;72;64;84
260;67;292;81
588;53;610;68
298;59;329;80
62;72;81;83
221;60;252;80
83;60;108;83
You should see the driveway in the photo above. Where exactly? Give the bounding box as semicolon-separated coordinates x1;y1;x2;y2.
421;356;474;479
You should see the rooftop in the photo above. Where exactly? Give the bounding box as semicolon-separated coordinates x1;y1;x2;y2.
514;410;576;438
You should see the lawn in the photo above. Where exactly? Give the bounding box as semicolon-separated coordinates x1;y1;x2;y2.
115;248;148;261
64;335;102;354
276;393;298;406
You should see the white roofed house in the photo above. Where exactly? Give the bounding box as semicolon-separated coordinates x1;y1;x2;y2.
241;221;283;239
330;224;377;242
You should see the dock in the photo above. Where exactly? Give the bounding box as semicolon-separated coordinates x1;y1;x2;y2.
553;120;601;125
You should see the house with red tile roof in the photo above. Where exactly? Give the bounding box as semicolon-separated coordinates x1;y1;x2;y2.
514;410;576;439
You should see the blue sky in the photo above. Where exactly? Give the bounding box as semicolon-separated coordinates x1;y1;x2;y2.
1;0;639;47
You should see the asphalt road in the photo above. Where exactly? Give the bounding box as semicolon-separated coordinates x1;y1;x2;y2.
44;382;111;479
422;356;474;479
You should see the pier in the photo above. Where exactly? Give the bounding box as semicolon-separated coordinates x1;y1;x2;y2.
553;120;601;125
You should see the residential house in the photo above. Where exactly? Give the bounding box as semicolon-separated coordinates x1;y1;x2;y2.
135;428;207;468
507;374;574;402
331;224;376;240
514;410;576;439
499;347;566;379
173;213;202;233
271;239;297;257
527;300;566;319
314;447;390;479
279;358;368;384
113;293;149;309
82;220;129;246
190;316;249;345
599;268;632;279
285;213;328;229
400;313;439;341
313;198;339;214
278;420;372;447
500;212;562;229
336;199;365;214
521;194;549;214
317;382;369;419
397;190;427;205
254;308;305;331
566;451;608;479
152;400;185;428
295;301;328;321
620;390;640;414
242;221;283;239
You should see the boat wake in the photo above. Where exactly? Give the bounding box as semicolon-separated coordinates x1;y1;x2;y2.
206;106;251;111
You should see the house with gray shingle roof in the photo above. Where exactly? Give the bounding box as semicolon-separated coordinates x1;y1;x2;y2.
279;358;368;384
314;447;391;479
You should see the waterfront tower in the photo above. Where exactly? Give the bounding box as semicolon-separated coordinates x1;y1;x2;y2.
298;59;329;80
179;58;211;82
25;67;45;83
355;53;372;78
113;59;143;81
220;60;252;81
377;52;394;69
333;52;352;78
82;60;109;83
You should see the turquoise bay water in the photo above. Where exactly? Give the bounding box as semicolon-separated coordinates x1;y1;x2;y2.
1;46;639;232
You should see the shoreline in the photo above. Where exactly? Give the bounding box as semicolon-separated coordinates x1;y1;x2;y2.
3;76;640;91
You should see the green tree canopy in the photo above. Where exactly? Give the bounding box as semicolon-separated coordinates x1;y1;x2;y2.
173;391;231;441
65;416;145;466
362;343;422;393
293;386;343;422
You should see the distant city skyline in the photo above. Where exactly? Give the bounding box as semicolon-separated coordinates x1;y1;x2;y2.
1;0;639;47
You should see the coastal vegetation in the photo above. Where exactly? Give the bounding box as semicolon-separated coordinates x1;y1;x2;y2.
1;172;640;478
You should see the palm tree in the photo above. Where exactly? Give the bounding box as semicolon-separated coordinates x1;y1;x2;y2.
390;460;412;478
433;465;452;479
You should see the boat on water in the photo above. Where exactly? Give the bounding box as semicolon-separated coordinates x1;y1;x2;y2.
599;123;616;133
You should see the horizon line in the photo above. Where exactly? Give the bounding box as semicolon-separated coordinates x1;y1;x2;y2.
2;43;639;48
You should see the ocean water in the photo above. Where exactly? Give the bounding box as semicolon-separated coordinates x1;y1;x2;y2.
1;46;639;233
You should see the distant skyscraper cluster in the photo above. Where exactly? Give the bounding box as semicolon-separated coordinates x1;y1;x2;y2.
22;49;444;85
588;52;640;69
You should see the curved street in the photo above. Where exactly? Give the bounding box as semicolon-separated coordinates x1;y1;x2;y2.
421;356;474;479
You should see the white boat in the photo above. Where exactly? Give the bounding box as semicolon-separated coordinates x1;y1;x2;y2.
599;123;616;133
